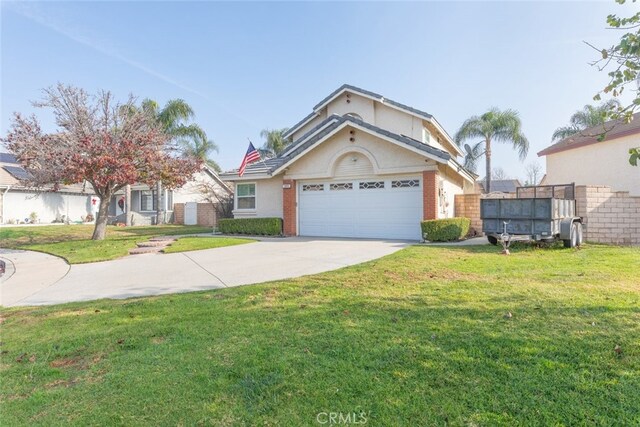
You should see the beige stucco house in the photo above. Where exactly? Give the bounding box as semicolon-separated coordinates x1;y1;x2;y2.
538;113;640;196
221;84;476;240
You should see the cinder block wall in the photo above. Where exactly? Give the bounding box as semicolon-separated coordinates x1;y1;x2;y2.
454;194;482;233
575;185;640;245
172;203;217;227
196;203;216;227
173;204;185;225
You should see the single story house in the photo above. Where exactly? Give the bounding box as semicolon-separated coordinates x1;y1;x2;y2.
476;179;523;194
0;152;231;225
108;165;232;225
221;84;476;240
0;152;96;224
538;113;640;196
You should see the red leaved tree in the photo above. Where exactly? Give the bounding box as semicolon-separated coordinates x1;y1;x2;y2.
2;84;202;240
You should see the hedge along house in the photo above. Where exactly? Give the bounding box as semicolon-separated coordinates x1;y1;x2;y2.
220;85;476;240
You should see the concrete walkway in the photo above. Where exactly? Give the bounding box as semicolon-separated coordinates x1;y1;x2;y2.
1;237;409;307
0;249;70;306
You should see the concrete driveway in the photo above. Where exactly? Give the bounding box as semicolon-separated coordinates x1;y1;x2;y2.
1;237;409;307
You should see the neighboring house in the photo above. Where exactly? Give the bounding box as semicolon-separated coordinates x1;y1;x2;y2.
475;179;523;194
109;165;233;225
538;113;640;196
0;152;97;224
220;84;476;240
0;152;232;225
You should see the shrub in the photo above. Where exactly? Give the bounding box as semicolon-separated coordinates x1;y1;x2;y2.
421;217;471;242
218;217;282;236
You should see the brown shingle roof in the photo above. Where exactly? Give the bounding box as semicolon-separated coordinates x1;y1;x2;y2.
538;112;640;157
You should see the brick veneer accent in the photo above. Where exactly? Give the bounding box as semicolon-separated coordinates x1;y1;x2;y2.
422;171;438;220
575;185;640;245
283;179;297;236
454;193;482;233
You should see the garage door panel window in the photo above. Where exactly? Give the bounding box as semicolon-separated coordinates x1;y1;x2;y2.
330;183;353;191
359;181;385;190
391;179;420;188
303;184;324;192
236;183;256;209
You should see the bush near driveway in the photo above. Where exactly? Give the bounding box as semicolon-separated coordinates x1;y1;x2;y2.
218;217;282;236
421;217;471;241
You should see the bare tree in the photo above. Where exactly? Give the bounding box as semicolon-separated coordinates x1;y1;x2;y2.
492;167;508;180
194;177;234;221
525;162;542;186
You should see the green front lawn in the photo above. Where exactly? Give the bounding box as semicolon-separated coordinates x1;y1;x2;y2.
162;236;255;253
0;225;213;264
1;244;639;425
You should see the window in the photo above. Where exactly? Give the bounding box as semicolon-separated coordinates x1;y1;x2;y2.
236;183;256;209
359;181;384;190
140;190;156;211
166;191;173;211
330;182;353;191
422;127;432;144
303;184;324;192
391;180;420;188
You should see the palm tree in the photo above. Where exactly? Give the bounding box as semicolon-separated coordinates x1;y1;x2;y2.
552;100;621;142
455;108;529;194
259;128;291;158
142;99;207;224
182;134;221;173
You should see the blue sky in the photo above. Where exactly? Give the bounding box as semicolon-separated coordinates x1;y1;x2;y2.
1;1;635;180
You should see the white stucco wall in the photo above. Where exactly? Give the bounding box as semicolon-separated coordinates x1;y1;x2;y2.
3;191;95;224
172;171;229;204
544;135;640;196
233;176;283;218
437;165;465;219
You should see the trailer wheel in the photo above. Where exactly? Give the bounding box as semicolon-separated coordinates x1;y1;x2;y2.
564;222;579;248
575;221;583;246
487;235;498;245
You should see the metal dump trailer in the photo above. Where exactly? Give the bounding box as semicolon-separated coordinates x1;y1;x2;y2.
480;183;583;248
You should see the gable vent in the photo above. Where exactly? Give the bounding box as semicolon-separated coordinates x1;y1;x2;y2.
333;152;374;178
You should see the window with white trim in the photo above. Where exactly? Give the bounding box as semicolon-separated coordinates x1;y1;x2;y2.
140;190;156;211
422;127;432;144
236;183;256;209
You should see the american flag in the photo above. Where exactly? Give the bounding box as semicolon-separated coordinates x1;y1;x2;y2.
238;142;261;177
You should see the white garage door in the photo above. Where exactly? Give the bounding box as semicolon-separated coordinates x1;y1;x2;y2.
298;177;423;240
